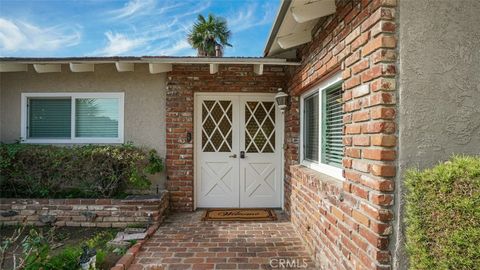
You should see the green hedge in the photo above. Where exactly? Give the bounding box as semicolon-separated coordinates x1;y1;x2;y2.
405;155;480;270
0;144;163;198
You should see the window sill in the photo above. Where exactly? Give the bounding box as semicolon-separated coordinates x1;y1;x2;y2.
291;164;344;189
300;160;343;180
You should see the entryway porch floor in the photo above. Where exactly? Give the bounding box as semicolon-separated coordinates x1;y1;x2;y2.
129;211;315;270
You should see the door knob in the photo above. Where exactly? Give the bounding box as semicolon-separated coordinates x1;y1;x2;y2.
240;151;246;159
229;154;237;158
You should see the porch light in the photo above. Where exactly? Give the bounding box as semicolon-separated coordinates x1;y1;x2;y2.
275;88;288;113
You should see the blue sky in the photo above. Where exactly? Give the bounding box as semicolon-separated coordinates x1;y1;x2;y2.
0;0;279;57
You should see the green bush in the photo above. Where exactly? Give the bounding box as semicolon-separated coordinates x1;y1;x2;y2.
405;155;480;270
20;228;116;270
0;143;163;198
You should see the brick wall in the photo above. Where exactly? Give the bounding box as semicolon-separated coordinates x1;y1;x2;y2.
284;0;397;269
166;64;286;211
0;192;169;228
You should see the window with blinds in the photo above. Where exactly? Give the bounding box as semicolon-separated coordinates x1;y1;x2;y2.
75;98;119;138
301;75;344;179
303;93;319;162
28;98;71;138
322;85;343;167
24;93;123;143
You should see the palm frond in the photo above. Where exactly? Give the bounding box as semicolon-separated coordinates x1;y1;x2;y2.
186;13;233;56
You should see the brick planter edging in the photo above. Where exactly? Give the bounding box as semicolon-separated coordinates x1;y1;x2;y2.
111;222;162;270
0;191;169;228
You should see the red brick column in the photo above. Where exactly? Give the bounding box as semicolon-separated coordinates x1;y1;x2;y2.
165;64;286;211
284;0;398;269
283;94;300;214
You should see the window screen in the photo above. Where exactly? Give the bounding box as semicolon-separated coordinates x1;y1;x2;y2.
303;93;319;162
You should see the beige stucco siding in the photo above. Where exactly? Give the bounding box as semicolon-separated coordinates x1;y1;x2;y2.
0;63;166;188
0;73;2;141
393;0;480;267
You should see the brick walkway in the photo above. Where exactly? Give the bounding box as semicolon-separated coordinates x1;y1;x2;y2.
129;211;314;270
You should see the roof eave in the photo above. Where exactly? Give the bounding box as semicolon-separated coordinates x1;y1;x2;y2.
0;56;300;66
263;0;292;57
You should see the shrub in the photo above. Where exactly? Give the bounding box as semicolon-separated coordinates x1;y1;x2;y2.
7;227;117;270
0;143;163;198
405;155;480;270
44;230;116;270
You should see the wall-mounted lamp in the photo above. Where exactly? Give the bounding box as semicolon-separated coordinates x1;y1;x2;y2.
274;88;289;113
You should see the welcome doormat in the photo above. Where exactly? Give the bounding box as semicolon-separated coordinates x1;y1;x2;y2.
202;209;277;221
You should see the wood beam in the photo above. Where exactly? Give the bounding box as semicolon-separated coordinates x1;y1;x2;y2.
149;63;172;74
33;64;61;73
209;63;219;74
277;31;312;49
69;63;94;72
291;0;336;23
115;62;134;72
253;64;264;75
0;63;28;72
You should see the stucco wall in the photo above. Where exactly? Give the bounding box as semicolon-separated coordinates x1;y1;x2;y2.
394;0;480;268
0;73;2;141
0;63;167;188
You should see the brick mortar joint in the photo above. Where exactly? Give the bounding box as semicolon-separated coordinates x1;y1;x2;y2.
345;182;395;208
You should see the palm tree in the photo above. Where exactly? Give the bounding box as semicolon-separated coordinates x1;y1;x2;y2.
188;14;232;57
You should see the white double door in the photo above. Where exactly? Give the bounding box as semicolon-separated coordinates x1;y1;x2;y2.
195;93;283;208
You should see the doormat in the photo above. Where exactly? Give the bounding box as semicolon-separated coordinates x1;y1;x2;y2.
202;209;277;221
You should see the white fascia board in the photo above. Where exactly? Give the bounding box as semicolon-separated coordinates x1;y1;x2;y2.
0;58;301;71
142;57;300;66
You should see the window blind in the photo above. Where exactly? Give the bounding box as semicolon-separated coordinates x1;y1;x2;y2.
303;93;319;162
28;98;71;138
75;98;119;138
322;84;343;167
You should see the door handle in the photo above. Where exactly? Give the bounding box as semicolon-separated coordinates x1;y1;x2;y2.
240;151;246;159
229;154;237;158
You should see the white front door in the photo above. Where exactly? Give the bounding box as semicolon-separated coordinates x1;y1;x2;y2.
195;93;282;208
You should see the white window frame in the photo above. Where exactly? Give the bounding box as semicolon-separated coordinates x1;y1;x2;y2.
21;92;125;144
300;73;344;180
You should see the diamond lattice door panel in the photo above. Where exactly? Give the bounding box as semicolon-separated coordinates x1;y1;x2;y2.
195;94;282;208
202;100;233;152
245;101;276;153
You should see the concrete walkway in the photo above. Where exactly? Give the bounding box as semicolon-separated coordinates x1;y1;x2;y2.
129;211;314;270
